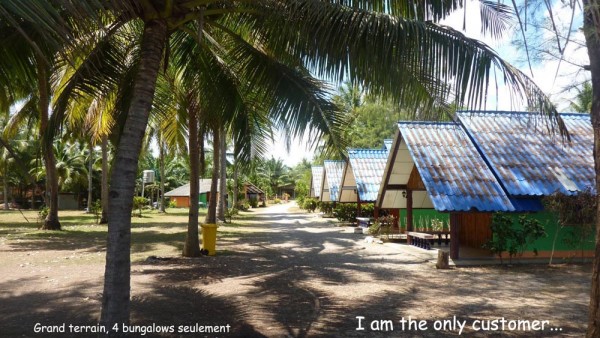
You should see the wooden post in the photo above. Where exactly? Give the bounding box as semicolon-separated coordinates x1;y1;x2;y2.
436;250;450;269
406;189;413;244
450;213;460;260
374;206;379;219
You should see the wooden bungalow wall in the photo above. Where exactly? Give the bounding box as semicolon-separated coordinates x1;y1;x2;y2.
456;213;492;248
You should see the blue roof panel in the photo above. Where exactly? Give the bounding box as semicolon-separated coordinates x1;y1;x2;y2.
324;161;345;202
348;148;389;202
399;122;517;212
457;112;594;196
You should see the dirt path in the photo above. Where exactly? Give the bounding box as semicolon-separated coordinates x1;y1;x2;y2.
0;203;592;337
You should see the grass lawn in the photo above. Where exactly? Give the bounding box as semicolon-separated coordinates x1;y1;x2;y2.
0;207;220;262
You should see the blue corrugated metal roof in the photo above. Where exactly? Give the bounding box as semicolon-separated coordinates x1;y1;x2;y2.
457;112;594;196
311;166;323;198
399;122;519;212
323;161;345;202
348;148;389;202
383;139;393;151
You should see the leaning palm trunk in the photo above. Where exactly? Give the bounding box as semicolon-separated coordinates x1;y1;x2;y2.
584;0;600;335
217;126;226;221
183;105;201;257
100;135;109;224
37;59;61;230
206;127;220;224
100;19;167;330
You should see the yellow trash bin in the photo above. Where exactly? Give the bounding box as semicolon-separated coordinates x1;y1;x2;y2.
201;223;217;256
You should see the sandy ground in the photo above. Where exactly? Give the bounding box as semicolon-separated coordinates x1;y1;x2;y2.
0;203;592;337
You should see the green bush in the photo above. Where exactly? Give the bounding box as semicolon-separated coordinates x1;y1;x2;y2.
132;196;148;217
301;198;318;212
38;205;49;223
333;203;357;222
225;207;239;222
483;213;547;264
249;197;258;208
358;203;375;217
236;199;250;211
90;200;102;224
273;198;281;204
318;201;334;215
168;199;177;208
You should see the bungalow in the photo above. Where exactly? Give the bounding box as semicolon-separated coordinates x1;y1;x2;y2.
243;182;265;202
338;145;390;215
309;166;324;199
377;111;594;260
320;160;345;202
165;179;220;208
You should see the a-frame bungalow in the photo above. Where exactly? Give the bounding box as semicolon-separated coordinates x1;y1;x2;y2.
377;112;594;260
320;160;345;203
309;166;324;199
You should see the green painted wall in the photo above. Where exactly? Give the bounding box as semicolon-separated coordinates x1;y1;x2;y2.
508;212;595;252
395;209;594;253
397;209;450;230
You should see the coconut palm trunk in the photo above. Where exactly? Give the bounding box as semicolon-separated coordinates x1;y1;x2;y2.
584;0;600;335
100;134;109;224
158;136;166;213
233;159;239;208
206;127;220;224
217;126;226;221
183;104;201;257
100;19;167;329
87;142;93;213
3;161;8;210
37;58;61;230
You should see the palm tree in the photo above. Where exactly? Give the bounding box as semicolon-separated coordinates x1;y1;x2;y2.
0;0;565;331
570;81;592;114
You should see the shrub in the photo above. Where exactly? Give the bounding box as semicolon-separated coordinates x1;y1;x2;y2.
273;198;281;204
296;195;306;208
483;213;546;264
333;203;357;222
168;199;177;208
90;200;102;224
236;199;250;211
132;196;148;217
249;197;258;208
318;201;334;215
301;198;318;212
225;207;239;222
38;206;49;224
358;203;375;217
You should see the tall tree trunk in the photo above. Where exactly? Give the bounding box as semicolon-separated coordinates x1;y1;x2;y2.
37;58;60;230
159;135;166;213
87;142;94;213
233;157;239;208
183;105;201;257
3;161;8;210
205;127;220;224
584;1;600;335
100;135;109;224
217;126;226;221
100;19;167;330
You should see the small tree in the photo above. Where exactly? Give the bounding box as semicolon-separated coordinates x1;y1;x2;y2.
544;189;597;264
132;196;147;218
483;213;546;264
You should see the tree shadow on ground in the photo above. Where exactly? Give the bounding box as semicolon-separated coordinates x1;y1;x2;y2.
0;278;101;338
